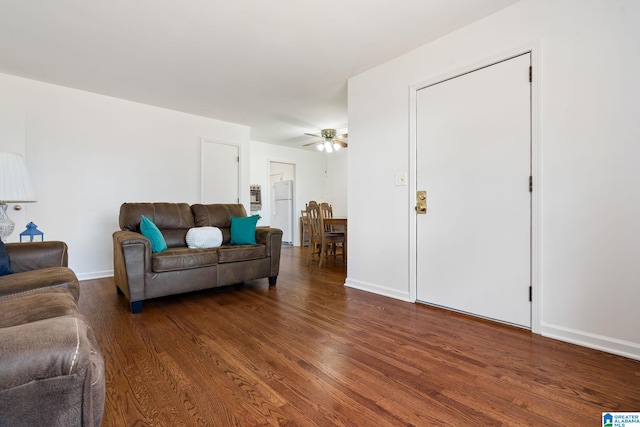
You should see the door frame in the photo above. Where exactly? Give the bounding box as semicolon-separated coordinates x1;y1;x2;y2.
408;43;541;333
268;159;297;245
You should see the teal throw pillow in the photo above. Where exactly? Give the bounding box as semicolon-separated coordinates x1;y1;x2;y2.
229;215;259;245
140;215;168;253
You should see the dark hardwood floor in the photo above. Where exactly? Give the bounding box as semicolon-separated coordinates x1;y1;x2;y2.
79;247;640;426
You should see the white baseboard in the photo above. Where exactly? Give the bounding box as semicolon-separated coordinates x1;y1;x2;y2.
540;322;640;361
76;270;113;281
344;278;412;302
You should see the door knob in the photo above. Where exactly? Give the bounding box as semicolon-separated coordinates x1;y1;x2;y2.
416;190;427;214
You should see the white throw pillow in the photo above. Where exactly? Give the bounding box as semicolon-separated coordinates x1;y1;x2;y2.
186;226;223;248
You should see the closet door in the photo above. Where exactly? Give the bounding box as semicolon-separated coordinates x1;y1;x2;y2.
201;139;240;204
415;53;532;328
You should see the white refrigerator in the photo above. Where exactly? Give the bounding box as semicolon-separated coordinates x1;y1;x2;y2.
271;180;293;245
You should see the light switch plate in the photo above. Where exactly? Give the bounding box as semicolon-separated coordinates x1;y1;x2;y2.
394;172;408;186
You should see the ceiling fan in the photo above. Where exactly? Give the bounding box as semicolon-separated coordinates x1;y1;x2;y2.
303;129;348;152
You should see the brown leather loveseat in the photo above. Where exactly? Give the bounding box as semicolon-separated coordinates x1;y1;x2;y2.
0;241;105;427
113;203;283;313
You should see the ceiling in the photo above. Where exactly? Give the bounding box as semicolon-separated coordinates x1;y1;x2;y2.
0;0;519;148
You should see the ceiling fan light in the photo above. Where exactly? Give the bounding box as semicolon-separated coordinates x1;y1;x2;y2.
305;129;347;152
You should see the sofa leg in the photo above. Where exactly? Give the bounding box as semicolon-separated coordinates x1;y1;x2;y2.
130;301;143;314
268;276;277;286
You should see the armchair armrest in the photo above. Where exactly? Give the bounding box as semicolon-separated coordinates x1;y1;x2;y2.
5;241;68;273
0;266;80;301
0;316;105;427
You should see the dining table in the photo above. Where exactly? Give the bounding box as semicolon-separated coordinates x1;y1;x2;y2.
323;217;347;262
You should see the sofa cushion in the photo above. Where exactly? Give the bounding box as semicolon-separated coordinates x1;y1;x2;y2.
217;244;266;263
161;229;189;248
152;247;218;273
0;287;78;328
5;241;69;273
191;204;247;228
120;202;195;232
191;204;248;244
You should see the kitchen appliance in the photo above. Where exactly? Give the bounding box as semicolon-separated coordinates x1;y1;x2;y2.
250;185;262;212
271;180;293;245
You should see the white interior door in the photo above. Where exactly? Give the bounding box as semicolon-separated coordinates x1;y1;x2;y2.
201;139;240;204
416;53;531;328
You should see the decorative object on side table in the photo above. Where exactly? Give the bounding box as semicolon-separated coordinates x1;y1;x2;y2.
0;152;36;241
19;221;44;242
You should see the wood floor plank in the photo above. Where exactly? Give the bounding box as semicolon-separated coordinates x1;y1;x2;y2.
78;247;640;426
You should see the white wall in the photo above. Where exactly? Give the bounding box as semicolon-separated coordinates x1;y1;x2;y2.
347;0;640;359
322;148;348;217
0;106;29;232
249;141;347;245
0;72;250;279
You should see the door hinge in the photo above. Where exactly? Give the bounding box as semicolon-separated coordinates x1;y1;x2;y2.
529;286;532;302
529;66;532;83
237;156;240;163
529;176;533;192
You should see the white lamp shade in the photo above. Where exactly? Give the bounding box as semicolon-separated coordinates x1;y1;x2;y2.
0;152;36;203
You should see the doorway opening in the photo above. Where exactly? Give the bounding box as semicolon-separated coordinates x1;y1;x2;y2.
269;161;295;246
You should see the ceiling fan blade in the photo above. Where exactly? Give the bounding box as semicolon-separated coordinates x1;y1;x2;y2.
334;140;348;148
303;141;321;146
304;133;322;138
335;133;348;139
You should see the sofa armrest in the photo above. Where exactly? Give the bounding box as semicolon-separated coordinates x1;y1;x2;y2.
5;241;68;273
113;230;151;249
0;316;105;427
255;227;283;252
112;230;152;303
255;227;283;279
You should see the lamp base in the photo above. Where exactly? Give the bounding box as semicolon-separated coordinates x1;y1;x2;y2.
0;203;15;242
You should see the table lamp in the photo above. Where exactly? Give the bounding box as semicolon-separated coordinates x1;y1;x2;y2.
0;152;36;241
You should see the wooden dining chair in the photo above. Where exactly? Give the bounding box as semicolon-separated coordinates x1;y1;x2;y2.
304;201;320;261
307;201;345;267
319;202;333;232
300;209;310;247
319;202;344;256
